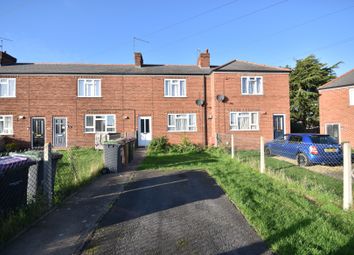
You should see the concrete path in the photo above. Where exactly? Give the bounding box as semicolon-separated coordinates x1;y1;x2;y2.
82;170;272;255
1;148;146;255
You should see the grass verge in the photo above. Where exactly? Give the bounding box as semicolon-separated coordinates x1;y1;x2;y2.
54;148;104;203
0;147;103;248
138;149;354;255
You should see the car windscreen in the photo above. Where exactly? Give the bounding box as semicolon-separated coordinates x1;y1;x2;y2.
310;135;338;144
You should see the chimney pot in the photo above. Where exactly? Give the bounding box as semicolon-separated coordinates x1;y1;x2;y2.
134;52;143;67
0;51;17;66
197;49;210;68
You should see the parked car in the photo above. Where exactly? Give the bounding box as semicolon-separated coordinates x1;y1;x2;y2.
265;133;342;166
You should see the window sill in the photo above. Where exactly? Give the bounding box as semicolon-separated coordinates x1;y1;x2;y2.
0;133;14;136
84;131;117;134
77;96;102;98
230;129;260;132
241;94;264;96
164;96;188;98
167;130;197;133
0;97;16;98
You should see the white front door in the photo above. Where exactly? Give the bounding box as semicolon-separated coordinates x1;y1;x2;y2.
138;116;152;147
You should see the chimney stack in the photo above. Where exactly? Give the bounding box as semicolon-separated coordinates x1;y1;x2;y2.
0;51;17;66
134;52;143;67
197;49;210;68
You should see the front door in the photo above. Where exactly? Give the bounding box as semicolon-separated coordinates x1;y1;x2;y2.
32;118;45;148
273;115;285;140
138;116;152;147
53;117;67;147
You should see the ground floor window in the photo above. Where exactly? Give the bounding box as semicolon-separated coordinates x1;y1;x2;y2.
230;112;259;131
325;123;340;142
85;114;116;133
168;113;196;132
0;115;13;135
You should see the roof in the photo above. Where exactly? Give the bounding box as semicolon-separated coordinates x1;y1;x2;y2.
212;59;291;73
0;63;211;75
0;59;290;75
318;69;354;90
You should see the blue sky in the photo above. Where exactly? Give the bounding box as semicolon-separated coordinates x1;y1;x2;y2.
1;0;354;75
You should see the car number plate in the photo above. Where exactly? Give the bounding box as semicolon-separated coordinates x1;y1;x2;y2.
324;148;337;153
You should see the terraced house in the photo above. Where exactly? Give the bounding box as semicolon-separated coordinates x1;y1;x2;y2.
319;68;354;144
0;50;290;149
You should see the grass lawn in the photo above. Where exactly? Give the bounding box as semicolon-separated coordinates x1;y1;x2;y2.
54;148;104;203
138;149;354;255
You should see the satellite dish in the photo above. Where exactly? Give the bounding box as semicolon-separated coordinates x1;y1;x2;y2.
216;95;225;102
195;99;205;106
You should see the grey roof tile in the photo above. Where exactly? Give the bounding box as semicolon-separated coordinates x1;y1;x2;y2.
319;69;354;90
0;59;290;75
212;59;290;73
0;63;211;75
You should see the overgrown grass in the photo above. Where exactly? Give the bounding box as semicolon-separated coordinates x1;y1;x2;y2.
54;147;104;203
138;149;354;255
0;147;103;248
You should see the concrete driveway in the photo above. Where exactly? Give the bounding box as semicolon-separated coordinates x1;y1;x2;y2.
82;170;272;255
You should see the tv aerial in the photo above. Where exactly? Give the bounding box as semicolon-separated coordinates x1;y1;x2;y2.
0;37;13;51
133;37;149;51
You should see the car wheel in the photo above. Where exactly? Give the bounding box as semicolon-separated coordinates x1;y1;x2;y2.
265;147;272;156
297;153;310;167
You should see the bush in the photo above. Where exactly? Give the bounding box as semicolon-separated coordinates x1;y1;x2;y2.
169;137;203;154
147;136;170;154
5;142;17;152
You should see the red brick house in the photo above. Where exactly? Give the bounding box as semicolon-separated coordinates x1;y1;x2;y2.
0;50;290;148
319;69;354;144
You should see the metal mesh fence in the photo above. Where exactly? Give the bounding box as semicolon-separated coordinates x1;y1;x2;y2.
216;133;354;210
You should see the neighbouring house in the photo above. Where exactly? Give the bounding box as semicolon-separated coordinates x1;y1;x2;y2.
0;50;290;149
319;69;354;144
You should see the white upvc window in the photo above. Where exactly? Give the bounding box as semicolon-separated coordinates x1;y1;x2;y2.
241;76;263;95
78;79;101;97
85;114;115;133
0;78;16;97
164;79;186;97
168;113;196;132
349;88;354;105
230;112;259;131
0;115;13;135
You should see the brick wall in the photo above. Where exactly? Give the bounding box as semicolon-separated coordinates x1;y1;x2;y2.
211;72;290;149
0;71;289;148
319;87;354;144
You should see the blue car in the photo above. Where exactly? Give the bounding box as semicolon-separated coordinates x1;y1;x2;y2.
265;133;342;166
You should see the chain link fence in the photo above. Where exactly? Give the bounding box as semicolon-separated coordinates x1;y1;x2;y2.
216;133;354;210
0;144;62;221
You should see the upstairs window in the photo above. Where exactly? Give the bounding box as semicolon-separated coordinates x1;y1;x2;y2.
168;113;196;132
0;115;13;135
349;88;354;105
85;114;115;133
0;78;16;97
78;79;101;97
241;77;263;95
230;112;259;131
164;79;186;97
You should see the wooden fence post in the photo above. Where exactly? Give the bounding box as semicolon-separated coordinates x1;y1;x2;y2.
260;136;265;174
343;142;353;210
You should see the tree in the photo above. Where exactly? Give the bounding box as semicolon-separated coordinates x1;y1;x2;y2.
289;55;341;131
